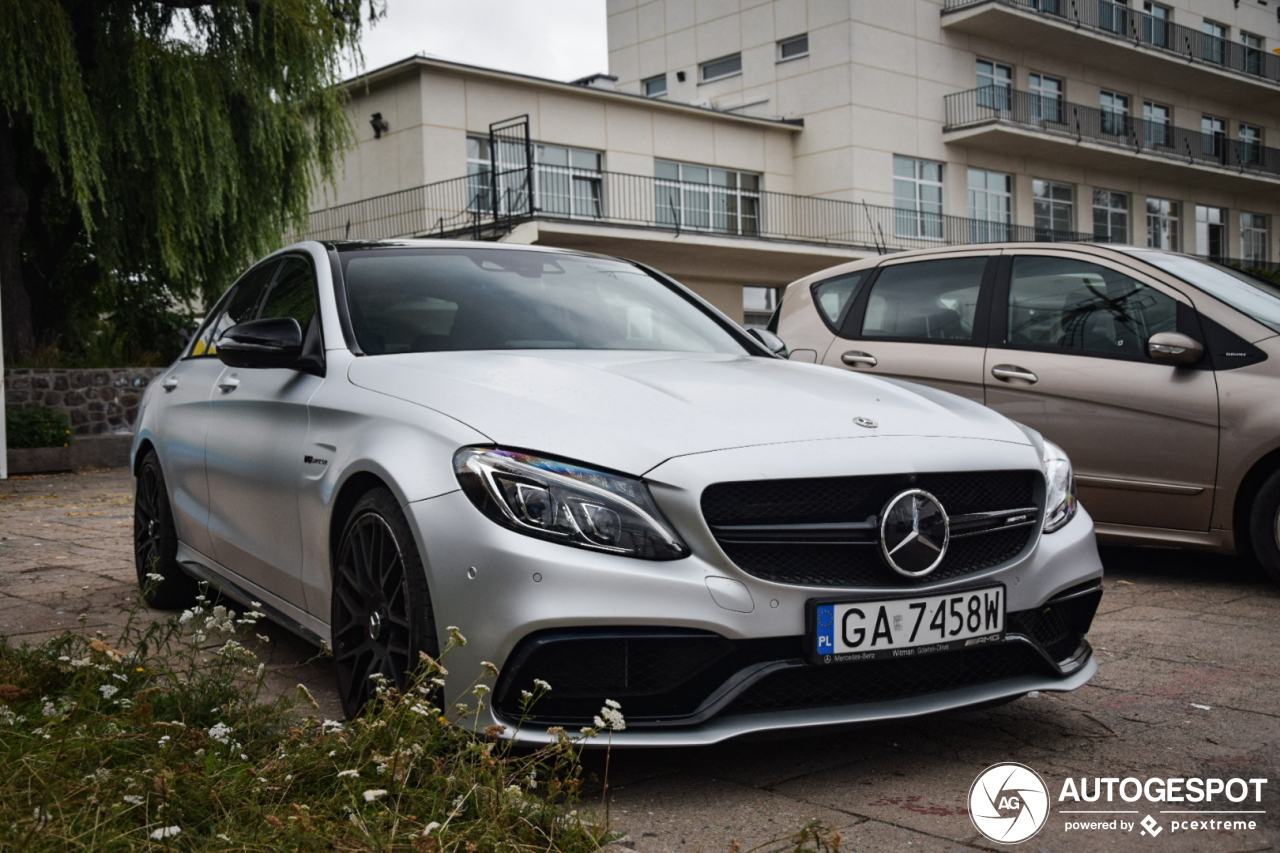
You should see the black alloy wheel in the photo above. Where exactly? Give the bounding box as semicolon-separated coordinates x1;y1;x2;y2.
1248;468;1280;584
134;451;199;609
332;487;439;718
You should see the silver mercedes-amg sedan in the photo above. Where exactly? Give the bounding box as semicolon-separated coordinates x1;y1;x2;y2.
132;240;1103;745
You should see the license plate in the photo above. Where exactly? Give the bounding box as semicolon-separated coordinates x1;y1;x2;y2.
809;585;1005;664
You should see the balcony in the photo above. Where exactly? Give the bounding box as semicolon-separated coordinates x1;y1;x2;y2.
942;0;1280;106
301;169;1094;254
944;87;1280;191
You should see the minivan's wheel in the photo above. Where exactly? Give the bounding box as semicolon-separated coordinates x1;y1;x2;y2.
1248;469;1280;584
332;487;439;718
134;451;200;609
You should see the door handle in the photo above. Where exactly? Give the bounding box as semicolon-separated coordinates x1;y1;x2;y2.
217;375;241;393
991;364;1038;384
160;376;178;392
840;351;878;368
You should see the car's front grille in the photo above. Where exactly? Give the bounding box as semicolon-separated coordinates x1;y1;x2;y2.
721;643;1051;717
702;471;1040;586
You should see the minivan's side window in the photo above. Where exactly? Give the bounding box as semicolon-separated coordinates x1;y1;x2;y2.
1006;256;1176;359
860;258;986;341
812;272;867;329
189;261;279;357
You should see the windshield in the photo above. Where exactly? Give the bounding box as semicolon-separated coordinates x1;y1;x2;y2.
339;247;750;355
1128;250;1280;334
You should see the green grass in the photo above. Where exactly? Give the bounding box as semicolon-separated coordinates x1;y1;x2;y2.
0;592;609;852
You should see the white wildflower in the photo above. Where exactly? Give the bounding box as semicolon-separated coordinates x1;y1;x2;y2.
596;701;626;732
533;679;552;692
422;821;441;836
321;719;344;734
207;722;233;744
216;834;231;842
337;769;359;778
99;685;119;700
123;795;144;806
521;690;533;701
604;698;621;710
480;661;499;676
446;625;467;646
145;572;165;583
149;826;181;840
363;789;388;802
178;609;195;625
42;701;57;718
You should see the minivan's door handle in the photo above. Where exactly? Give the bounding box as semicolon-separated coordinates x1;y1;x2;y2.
160;376;178;392
217;375;241;393
991;364;1038;384
840;351;878;368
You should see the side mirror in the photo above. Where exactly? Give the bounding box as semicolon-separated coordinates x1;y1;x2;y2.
1147;331;1204;366
747;327;789;359
217;318;304;369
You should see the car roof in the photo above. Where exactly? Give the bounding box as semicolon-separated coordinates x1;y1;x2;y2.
785;241;1167;290
316;238;617;262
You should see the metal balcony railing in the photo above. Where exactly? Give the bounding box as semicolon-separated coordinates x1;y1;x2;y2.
299;169;1096;251
942;0;1280;87
944;86;1280;180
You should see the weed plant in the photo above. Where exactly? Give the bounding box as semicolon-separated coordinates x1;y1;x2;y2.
0;585;610;852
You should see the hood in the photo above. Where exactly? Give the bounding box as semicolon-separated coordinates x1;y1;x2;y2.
347;350;1032;474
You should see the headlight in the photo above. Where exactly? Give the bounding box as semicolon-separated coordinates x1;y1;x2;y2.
1041;439;1077;533
453;448;689;560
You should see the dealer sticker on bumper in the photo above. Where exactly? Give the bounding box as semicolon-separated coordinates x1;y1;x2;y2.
811;585;1005;663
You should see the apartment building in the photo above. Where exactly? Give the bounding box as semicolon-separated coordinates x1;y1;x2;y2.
306;0;1280;323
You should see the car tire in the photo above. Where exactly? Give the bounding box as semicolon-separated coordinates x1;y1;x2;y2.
332;486;440;718
134;451;200;610
1248;469;1280;584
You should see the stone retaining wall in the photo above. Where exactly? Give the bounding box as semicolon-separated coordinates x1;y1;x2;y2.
4;368;164;436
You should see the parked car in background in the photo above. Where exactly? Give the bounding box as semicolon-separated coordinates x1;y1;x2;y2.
774;243;1280;582
133;240;1103;744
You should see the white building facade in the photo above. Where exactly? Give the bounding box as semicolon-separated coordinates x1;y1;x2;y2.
306;0;1280;324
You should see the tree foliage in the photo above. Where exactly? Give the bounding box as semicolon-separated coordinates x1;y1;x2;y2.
0;0;381;361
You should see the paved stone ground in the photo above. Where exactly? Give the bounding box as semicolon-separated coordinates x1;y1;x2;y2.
2;467;1278;852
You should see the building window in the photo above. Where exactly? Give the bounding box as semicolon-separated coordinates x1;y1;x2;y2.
968;168;1013;242
1201;115;1226;161
467;136;496;211
1029;73;1063;124
1143;2;1171;48
643;74;667;97
1202;20;1227;65
1143;101;1171;147
893;156;944;240
1195;205;1227;262
1240;31;1264;76
1100;91;1130;137
1093;189;1129;243
977;59;1012;110
535;144;602;219
1146;198;1180;251
655;160;759;235
1242;213;1269;264
743;286;780;329
778;34;809;61
1099;0;1128;33
700;53;742;83
1034;179;1074;238
1240;124;1263;165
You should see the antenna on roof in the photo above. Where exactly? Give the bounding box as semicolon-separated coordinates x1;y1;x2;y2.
861;200;886;255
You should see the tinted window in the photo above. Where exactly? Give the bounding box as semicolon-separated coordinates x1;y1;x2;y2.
340;248;749;356
860;258;986;341
261;256;318;332
812;272;866;329
1007;256;1176;358
190;261;278;357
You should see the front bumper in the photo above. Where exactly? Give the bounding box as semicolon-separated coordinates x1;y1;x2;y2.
407;476;1103;746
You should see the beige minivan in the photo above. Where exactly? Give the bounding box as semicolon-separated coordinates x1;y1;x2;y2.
773;243;1280;581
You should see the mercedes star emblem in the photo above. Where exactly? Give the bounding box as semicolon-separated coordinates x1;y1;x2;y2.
853;417;878;429
879;489;950;577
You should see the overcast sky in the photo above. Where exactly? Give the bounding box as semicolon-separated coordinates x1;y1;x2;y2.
342;0;610;82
